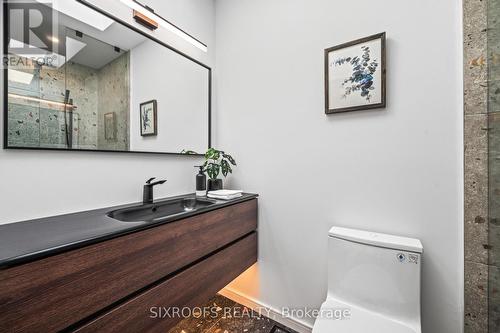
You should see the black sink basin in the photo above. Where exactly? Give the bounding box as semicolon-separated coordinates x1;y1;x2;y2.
107;198;216;223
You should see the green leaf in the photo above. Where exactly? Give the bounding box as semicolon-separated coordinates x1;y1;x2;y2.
213;151;220;161
205;148;216;160
205;148;221;161
206;165;213;179
221;159;229;177
181;149;198;154
214;164;220;179
203;148;236;178
223;153;237;166
206;163;220;180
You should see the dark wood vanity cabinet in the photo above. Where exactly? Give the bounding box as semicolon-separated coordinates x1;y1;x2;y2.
0;199;258;333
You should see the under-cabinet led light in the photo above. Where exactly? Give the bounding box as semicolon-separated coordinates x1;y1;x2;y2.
8;93;77;110
119;0;208;52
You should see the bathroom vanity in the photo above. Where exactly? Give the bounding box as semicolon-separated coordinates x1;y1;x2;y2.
0;194;258;333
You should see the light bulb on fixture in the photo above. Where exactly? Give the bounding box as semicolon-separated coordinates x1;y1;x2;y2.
119;0;208;52
48;36;60;44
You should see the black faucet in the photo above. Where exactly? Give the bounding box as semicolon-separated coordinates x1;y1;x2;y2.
143;178;167;204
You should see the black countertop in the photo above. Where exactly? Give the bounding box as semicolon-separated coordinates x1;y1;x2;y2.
0;193;258;269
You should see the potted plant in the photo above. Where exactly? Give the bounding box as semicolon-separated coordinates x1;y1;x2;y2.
203;148;237;191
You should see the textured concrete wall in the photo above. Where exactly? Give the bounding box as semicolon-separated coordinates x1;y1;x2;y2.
7;53;130;151
65;62;99;150
463;0;492;331
97;52;130;151
7;59;99;149
487;0;500;331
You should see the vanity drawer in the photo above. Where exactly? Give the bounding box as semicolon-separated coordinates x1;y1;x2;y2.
75;232;258;333
0;199;257;333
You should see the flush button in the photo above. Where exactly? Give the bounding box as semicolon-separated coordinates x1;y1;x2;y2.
397;253;406;262
408;254;419;264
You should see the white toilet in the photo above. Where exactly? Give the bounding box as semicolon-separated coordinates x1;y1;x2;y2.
312;227;423;333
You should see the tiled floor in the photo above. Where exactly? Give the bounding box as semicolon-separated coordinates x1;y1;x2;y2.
168;294;298;333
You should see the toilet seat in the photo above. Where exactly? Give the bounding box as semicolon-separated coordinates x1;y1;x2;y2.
312;298;420;333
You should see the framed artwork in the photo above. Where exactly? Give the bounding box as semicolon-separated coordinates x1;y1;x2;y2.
325;32;386;114
104;112;116;140
140;100;157;136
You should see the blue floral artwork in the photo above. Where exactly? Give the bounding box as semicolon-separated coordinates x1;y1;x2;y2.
325;33;385;113
332;46;378;102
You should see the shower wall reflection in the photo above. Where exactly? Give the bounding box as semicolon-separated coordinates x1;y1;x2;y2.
7;31;130;151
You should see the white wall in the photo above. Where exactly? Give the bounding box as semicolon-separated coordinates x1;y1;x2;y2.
0;0;215;224
129;40;209;153
214;0;463;332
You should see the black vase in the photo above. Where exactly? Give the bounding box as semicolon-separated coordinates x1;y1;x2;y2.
207;179;223;191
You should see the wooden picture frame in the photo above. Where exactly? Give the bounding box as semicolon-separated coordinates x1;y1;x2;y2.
140;100;158;136
325;32;386;114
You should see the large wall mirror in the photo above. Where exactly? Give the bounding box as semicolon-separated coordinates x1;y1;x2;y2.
3;0;211;155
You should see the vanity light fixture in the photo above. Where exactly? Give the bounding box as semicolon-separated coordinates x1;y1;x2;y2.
133;9;158;31
119;0;208;52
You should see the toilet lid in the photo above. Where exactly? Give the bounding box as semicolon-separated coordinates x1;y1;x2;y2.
312;298;420;333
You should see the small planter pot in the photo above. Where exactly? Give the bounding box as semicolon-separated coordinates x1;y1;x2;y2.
208;179;223;191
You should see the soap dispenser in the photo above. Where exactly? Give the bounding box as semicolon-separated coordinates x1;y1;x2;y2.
195;166;207;197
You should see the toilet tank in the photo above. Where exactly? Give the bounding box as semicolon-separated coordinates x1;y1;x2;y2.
327;227;423;329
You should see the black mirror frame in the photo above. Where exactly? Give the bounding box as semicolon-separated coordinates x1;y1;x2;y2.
2;0;211;157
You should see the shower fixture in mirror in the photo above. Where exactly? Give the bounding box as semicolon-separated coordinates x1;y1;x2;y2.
3;0;211;155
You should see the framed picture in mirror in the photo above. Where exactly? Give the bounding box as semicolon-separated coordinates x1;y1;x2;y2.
140;100;158;137
104;112;117;141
